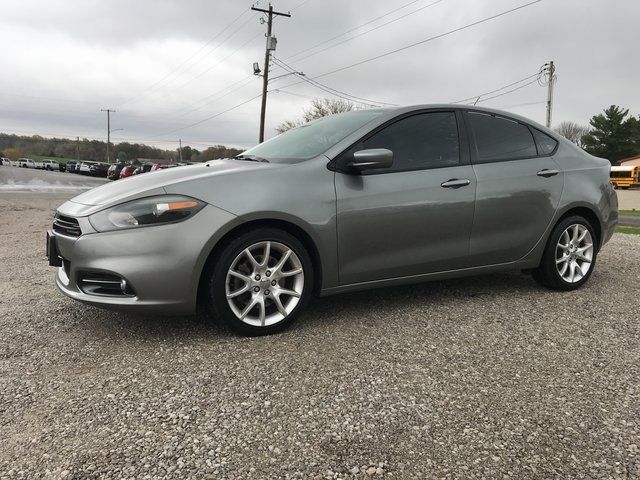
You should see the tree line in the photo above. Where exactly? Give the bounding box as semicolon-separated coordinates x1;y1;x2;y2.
0;133;243;163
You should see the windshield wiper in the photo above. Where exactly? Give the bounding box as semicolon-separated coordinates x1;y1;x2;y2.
234;155;269;163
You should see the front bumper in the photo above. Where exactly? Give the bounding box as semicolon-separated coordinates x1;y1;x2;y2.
51;203;236;315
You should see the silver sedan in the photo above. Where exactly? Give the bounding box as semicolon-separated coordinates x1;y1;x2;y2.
47;105;618;335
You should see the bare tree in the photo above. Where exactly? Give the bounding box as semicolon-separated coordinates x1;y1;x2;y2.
276;98;356;134
555;121;590;147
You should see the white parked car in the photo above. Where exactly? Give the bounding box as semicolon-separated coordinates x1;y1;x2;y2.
0;157;12;166
42;159;60;171
18;158;36;168
78;161;98;175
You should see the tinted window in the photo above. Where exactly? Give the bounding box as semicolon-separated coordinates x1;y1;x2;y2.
532;129;558;155
356;112;459;172
468;112;537;162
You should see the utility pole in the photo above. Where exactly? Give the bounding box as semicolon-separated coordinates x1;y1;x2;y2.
101;109;115;163
251;4;291;143
76;137;80;161
545;61;556;128
179;138;183;162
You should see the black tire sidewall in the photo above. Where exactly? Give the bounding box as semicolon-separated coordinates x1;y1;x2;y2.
539;215;598;290
206;228;314;336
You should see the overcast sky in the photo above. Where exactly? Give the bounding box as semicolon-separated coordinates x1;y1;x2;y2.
1;0;638;151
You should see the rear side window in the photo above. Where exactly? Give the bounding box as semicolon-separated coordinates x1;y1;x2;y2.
468;112;537;163
531;129;558;155
358;111;460;172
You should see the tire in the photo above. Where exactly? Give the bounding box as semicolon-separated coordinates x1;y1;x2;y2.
204;228;314;336
532;215;598;291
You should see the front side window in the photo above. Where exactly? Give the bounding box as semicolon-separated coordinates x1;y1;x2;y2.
468;112;537;163
350;111;460;173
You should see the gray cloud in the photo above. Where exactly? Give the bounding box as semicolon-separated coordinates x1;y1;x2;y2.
1;0;639;150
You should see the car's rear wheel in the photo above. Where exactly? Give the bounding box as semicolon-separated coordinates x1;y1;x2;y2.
532;215;597;291
205;228;313;336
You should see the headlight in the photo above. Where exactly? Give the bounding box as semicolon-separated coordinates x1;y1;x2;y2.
89;195;205;232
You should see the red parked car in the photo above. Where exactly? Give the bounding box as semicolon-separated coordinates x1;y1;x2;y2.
107;162;127;181
119;165;137;179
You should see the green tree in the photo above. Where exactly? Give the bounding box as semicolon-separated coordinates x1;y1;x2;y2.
117;151;128;162
581;106;639;163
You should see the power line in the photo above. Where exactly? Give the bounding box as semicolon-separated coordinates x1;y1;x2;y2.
290;0;313;11
496;100;546;109
285;0;444;65
473;78;541;104
278;0;544;90
272;89;316;100
118;10;257;108
285;0;428;61
272;57;397;106
451;71;543;104
148;93;263;138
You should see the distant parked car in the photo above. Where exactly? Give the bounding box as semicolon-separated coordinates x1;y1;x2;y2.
34;161;45;169
42;159;60;171
18;158;36;168
107;162;127;181
132;163;155;175
66;161;77;173
119;165;137;179
0;157;11;166
90;162;110;177
78;161;99;175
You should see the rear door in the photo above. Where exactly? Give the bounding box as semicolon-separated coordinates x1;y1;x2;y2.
464;111;563;265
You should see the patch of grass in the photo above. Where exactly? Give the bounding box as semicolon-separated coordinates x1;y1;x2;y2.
619;209;640;217
616;226;640;235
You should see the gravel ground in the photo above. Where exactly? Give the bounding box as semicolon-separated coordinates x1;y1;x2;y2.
1;192;639;479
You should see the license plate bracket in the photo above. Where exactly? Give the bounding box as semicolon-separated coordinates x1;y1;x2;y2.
46;230;62;267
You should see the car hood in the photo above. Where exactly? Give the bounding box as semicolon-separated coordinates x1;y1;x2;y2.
63;160;276;213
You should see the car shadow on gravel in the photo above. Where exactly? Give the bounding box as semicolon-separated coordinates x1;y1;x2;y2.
69;271;540;341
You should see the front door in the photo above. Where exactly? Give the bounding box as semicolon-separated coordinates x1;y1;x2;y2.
335;111;476;285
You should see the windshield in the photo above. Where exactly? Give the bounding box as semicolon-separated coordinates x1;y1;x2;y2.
241;109;387;163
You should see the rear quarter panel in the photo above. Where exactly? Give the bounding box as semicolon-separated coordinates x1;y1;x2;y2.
550;140;618;248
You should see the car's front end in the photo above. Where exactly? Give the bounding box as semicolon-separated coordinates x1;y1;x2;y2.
48;190;236;314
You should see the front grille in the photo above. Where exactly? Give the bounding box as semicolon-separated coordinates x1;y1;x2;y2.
53;214;82;237
77;271;135;297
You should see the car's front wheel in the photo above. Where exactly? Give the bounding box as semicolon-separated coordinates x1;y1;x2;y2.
205;228;313;336
532;215;598;291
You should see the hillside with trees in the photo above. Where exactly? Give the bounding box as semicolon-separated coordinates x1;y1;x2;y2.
0;133;243;163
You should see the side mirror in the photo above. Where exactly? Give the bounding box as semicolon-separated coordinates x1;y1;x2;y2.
347;148;394;172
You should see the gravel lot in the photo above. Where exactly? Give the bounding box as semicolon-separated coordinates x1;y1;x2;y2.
1;191;639;479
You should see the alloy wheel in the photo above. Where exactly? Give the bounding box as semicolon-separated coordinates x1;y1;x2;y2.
225;241;304;327
555;223;594;283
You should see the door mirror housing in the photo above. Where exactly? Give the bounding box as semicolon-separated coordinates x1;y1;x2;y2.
346;148;394;172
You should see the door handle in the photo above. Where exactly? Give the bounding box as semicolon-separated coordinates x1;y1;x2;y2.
441;178;471;189
537;169;559;178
